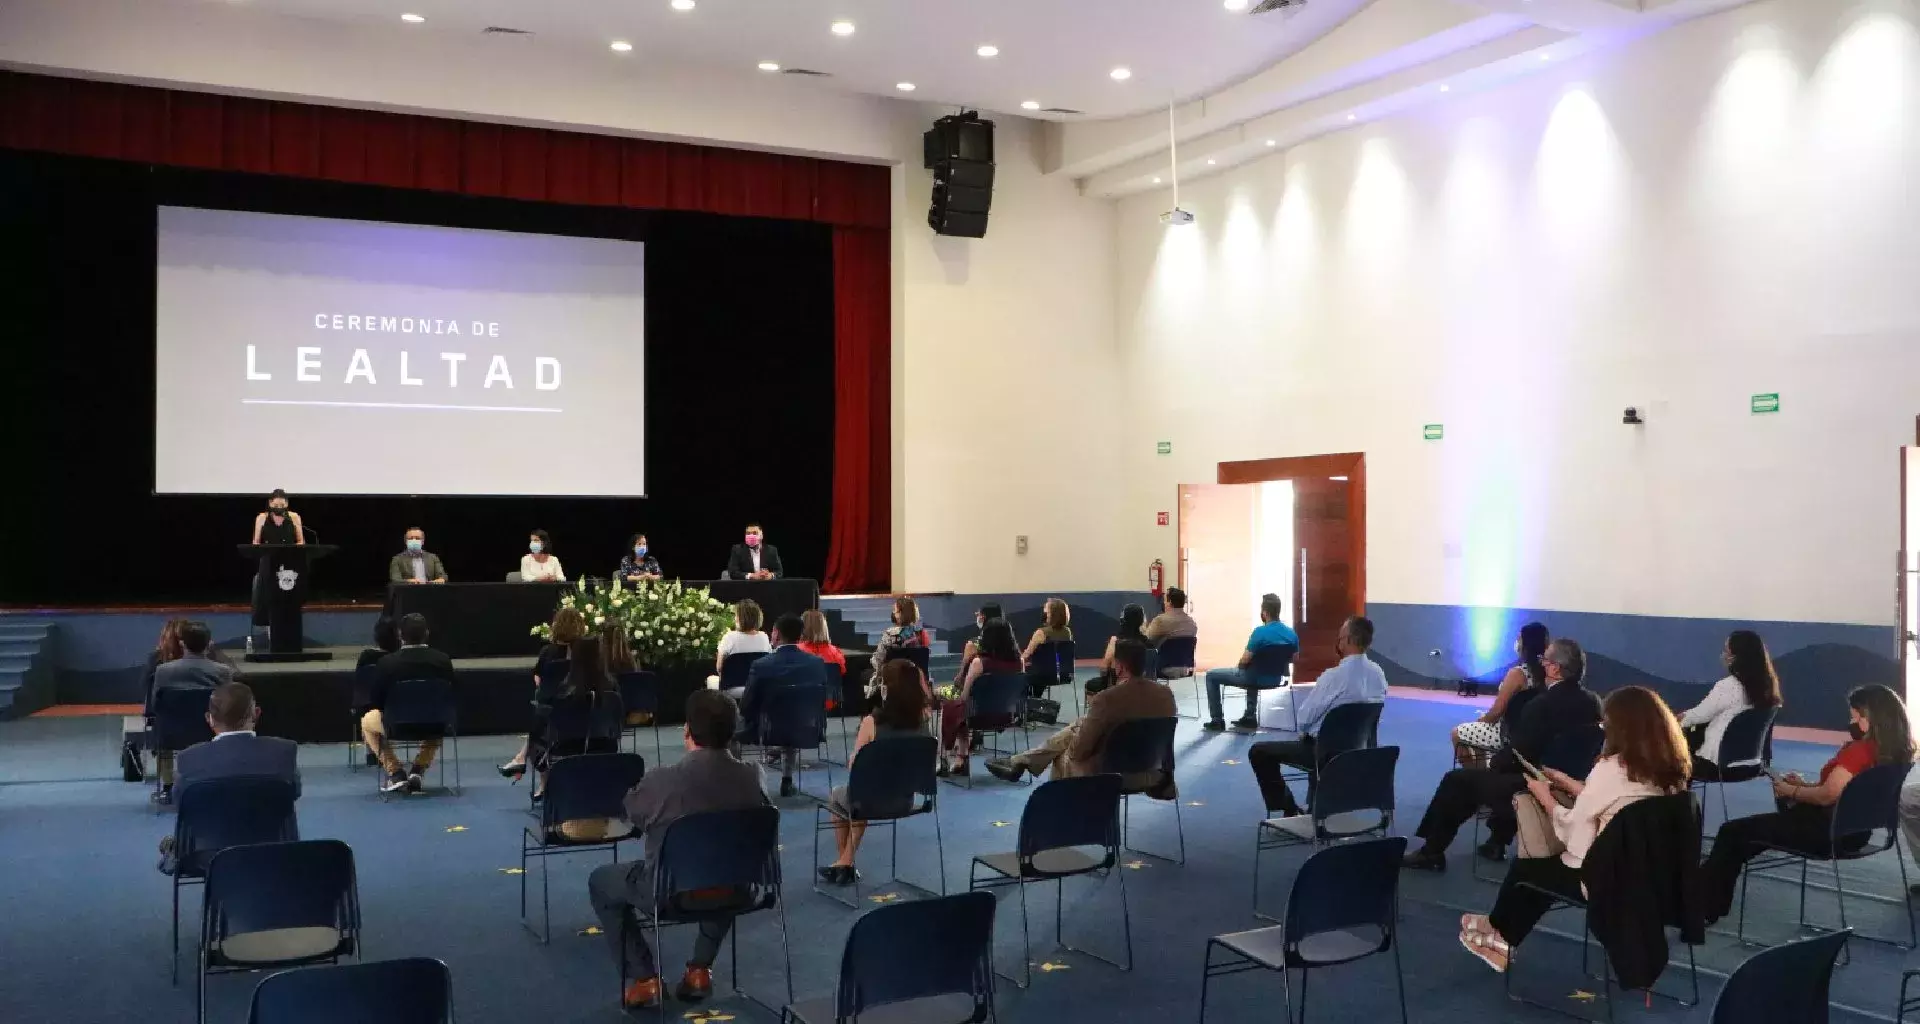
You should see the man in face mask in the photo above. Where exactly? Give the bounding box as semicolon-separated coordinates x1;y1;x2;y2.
388;527;448;585
725;523;783;581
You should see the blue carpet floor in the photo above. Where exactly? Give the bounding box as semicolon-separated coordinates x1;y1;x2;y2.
1;696;1912;1023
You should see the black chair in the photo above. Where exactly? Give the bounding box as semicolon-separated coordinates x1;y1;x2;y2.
818;661;860;765
950;672;1031;789
880;644;932;680
628;806;793;1018
1202;836;1407;1024
717;651;769;692
1025;639;1078;712
1472;723;1604;882
1276;700;1383;808
1898;966;1920;1023
617;670;664;766
378;677;460;797
248;957;453;1024
1102;716;1185;865
348;662;378;770
756;684;833;797
1691;706;1777;837
1213;643;1297;729
199;839;361;1024
1154;636;1200;718
1712;930;1849;1024
1255;746;1399;922
533;658;571;704
522;752;647;943
780;891;997;1024
812;733;944;909
166;775;301;984
968;774;1130;988
149;686;215;805
1736;760;1917;951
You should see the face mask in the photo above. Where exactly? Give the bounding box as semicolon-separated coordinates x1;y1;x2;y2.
529;541;543;554
1849;722;1867;741
406;539;423;552
270;505;287;515
634;545;647;557
745;534;760;548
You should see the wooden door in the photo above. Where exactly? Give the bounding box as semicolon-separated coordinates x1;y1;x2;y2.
1178;483;1258;670
1293;476;1356;679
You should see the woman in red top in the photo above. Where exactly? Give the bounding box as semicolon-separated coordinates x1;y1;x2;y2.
1699;684;1914;923
797;610;848;709
939;618;1024;777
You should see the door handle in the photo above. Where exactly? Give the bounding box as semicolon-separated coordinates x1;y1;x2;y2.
1299;548;1308;625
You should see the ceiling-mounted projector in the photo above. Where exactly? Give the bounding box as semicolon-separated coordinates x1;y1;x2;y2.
1161;207;1195;226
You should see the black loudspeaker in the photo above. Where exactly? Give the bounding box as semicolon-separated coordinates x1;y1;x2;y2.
924;112;994;239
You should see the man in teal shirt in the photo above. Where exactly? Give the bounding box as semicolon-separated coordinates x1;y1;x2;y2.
1202;593;1299;730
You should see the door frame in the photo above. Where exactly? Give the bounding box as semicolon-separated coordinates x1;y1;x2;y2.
1214;452;1367;616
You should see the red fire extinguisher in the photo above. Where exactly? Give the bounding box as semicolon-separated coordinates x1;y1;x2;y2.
1148;559;1164;598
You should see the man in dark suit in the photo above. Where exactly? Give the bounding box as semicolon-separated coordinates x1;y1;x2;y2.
1402;638;1603;871
361;612;457;794
738;614;826;798
588;690;771;1009
987;639;1178;795
148;620;237;804
387;526;448;584
158;681;300;872
724;522;783;580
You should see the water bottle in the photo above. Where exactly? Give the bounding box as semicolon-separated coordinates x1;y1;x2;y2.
245;633;254;656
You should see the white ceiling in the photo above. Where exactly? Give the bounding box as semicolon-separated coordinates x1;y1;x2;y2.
215;0;1373;120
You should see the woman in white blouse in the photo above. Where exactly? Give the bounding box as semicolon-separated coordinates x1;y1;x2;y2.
520;529;566;582
1677;630;1781;779
708;599;771;696
1458;685;1690;972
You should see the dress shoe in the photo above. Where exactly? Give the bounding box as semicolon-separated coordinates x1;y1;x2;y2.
1475;840;1507;863
1401;848;1447;872
381;770;410;794
1232;715;1261;731
779;777;797;798
985;759;1026;783
622;976;662;1009
950;758;971;777
497;760;527;779
406;772;424;794
1201;720;1226;733
676;964;714;1003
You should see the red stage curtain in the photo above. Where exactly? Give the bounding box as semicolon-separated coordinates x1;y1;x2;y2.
0;70;893;590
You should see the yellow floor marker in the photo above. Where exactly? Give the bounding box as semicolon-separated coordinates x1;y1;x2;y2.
444;825;469;833
577;926;603;937
498;867;525;875
1220;759;1241;766
990;820;1013;827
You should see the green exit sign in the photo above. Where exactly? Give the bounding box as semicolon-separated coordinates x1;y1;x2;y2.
1156;441;1172;455
1423;424;1444;441
1751;393;1780;414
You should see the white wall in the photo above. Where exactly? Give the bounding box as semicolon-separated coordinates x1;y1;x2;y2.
1118;0;1920;628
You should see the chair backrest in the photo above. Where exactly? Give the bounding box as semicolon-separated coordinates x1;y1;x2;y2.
248;957;453;1024
881;645;931;678
1543;723;1606;780
534;659;571;703
204;839;359;958
505;571;524;583
616;670;659;715
1501;686;1544;735
1717;706;1778;768
542;753;647;833
1709;930;1849;1024
1315;701;1383;760
1155;636;1197;673
654;805;782;905
834;891;996;1021
966;672;1028;728
174;775;301;874
1832;761;1908;847
1248;642;1297;682
1017;774;1122;871
845;734;939;819
153;687;216;751
759;684;828;749
351;663;378;710
718;651;767;690
1312;746;1399;838
1099;716;1176;786
1027;639;1077;683
383;678;455;732
1283;836;1407;964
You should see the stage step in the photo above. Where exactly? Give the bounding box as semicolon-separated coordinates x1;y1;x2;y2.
0;618;58;720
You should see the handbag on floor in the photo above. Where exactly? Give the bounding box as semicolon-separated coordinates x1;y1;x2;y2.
1024;697;1060;726
121;739;147;782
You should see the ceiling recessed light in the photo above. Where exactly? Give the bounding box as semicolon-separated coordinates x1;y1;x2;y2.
977;45;999;58
400;12;425;22
1153;176;1162;184
1206;158;1216;165
610;40;633;52
757;61;781;72
896;82;916;92
1439;84;1451;92
1020;100;1040;111
1539;52;1551;61
831;20;855;36
1224;0;1250;8
671;0;696;9
1110;67;1132;81
1346;113;1357;121
1265;139;1276;147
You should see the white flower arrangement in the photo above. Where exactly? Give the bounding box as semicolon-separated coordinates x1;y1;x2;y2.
530;575;732;668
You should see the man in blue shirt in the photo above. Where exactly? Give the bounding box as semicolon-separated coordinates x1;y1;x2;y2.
1247;616;1387;815
1203;593;1300;731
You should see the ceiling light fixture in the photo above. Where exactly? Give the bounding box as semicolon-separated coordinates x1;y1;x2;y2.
1161;99;1194;225
1153;176;1162;184
1346;113;1357;121
1206;158;1216;165
610;40;633;52
831;20;855;36
1539;52;1551;61
757;61;781;72
1265;139;1276;147
400;12;425;22
1224;0;1250;9
1110;67;1132;81
1020;100;1040;111
896;82;916;92
977;45;999;58
671;0;695;9
1439;84;1451;92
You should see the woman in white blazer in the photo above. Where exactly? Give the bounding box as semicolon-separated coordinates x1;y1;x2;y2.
1677;630;1781;779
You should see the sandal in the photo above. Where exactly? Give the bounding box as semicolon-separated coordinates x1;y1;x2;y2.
1458;924;1510;974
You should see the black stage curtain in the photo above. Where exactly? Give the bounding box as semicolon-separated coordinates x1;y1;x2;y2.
0;149;834;605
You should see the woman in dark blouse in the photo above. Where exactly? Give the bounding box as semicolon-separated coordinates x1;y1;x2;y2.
500;607;589;777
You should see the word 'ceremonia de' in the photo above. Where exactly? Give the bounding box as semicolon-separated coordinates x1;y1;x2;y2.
244;313;561;390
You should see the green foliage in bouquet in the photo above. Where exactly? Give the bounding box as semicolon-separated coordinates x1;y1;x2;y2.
530;577;733;668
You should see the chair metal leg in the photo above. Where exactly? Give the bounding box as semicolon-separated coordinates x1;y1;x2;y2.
1198;942;1213;1024
1017;877;1033;989
934;804;949;895
1392;936;1409;1024
1280;963;1295;1024
540;845;552;945
170;877;181;985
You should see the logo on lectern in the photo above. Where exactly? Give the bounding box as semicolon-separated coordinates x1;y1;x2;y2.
276;567;300;592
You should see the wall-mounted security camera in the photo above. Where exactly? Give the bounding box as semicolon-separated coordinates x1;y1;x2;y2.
1622;407;1644;426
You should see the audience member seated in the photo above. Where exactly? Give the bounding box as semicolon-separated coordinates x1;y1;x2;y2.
617;533;663;582
1457;686;1689;972
362;613;457;795
739;615;827;798
986;639;1177;794
530;635;621;800
602;619;637;674
797;609;847;705
139;617;190;716
1201;593;1299;732
157;681;300;873
940;618;1024;778
388;526;448;584
820;660;932;886
588;690;770;1009
872;596;931;668
1452;622;1549;768
1701;684;1914;924
1020;597;1074;664
500;607;587;778
1679;629;1781;781
149;620;236;805
1403;638;1602;871
1144;587;1198;648
950;601;1003;687
355;616;401;678
1247;616;1388;816
521;528;566;582
1083;604;1148;697
708;599;772;695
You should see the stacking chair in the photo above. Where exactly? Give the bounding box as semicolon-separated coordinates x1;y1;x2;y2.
1246;643;1299;730
1275;701;1383;808
1736;761;1916;951
1898;966;1920;1023
950;673;1030;788
626;805;793;1018
820;661;855;761
348;662;378;770
812;734;944;909
1102;716;1185;865
756;685;833;798
521;752;647;942
1255;746;1398;921
1712;931;1849;1024
1154;636;1199;718
149;687;215;805
533;659;571;704
1691;706;1777;838
248;957;453;1024
617;670;664;766
1202;837;1408;1024
167;775;301;984
199;839;361;1024
968;774;1130;988
780;891;997;1024
1024;639;1078;714
378;677;460;797
881;644;932;681
717;651;768;692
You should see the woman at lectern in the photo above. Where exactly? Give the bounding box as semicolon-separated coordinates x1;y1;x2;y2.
249;489;304;637
521;529;566;583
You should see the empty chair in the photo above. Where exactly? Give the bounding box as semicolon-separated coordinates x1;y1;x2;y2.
1102;716;1185;865
1154;636;1200;718
1711;931;1849;1024
200;839;361;1024
968;774;1130;988
248;957;453;1024
618;670;664;766
378;677;460;797
780;891;997;1024
522;752;647;942
717;651;768;693
166;775;301;984
813;733;944;909
1201;837;1408;1024
1690;705;1777;836
1255;747;1399;921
